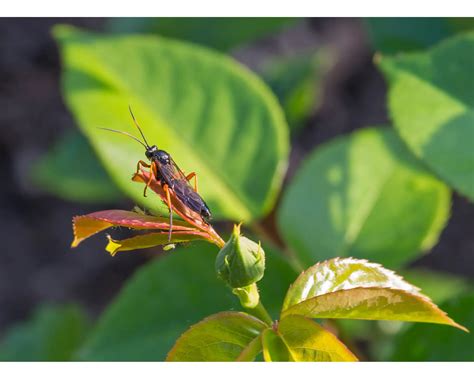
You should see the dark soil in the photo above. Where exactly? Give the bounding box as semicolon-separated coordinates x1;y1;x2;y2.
0;18;472;337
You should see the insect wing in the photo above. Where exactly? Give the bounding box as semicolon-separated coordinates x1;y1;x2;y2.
157;156;188;184
158;157;208;215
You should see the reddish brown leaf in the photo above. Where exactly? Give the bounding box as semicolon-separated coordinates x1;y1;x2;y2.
71;209;195;248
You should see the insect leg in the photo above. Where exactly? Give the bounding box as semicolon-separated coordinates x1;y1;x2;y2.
135;160;151;176
143;161;157;197
185;172;198;192
163;184;173;242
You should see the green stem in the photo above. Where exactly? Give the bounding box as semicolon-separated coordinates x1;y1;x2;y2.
246;300;273;326
232;283;273;326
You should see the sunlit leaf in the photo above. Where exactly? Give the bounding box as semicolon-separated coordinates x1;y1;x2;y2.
0;305;89;361
282;257;421;310
281;258;466;331
166;312;267;361
107;18;296;51
54;25;289;222
390;292;474;361
276;315;358;361
278;127;450;268
378;32;474;200
261;328;293;362
32;130;123;203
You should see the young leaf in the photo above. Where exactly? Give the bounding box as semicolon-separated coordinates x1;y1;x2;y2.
276;315;358;361
378;32;474;201
281;258;466;331
278;127;450;268
32;130;123;203
0;305;89;361
390;292;474;361
166;312;267;361
261;328;294;362
54;25;289;222
107;18;296;51
71;209;194;248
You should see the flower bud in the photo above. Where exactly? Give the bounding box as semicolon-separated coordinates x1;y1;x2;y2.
215;224;265;288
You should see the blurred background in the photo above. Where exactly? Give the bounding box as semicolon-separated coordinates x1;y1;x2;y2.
0;18;473;360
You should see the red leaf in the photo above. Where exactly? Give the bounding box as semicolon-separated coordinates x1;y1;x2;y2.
72;209;195;248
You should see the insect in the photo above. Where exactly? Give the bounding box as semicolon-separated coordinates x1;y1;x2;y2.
99;107;212;241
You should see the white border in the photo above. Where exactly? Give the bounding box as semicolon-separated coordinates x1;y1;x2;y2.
0;362;472;379
1;0;474;17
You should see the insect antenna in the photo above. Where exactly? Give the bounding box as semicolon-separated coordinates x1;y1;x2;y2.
128;106;151;148
97;127;148;149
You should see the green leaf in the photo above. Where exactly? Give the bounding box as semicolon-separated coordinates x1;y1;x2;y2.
276;315;358;361
261;328;293;362
75;242;288;360
107;18;296;51
32;130;123;203
365;18;474;54
0;305;89;361
281;258;466;331
390;292;474;361
54;25;289;222
278;127;450;268
378;32;474;201
261;50;330;131
166;312;267;361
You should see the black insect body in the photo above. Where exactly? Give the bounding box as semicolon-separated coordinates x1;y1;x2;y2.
99;107;212;241
146;145;212;222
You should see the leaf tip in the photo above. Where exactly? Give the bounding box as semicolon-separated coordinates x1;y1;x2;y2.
105;234;120;257
452;320;469;333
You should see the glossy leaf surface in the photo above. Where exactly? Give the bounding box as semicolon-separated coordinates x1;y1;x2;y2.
167;312;266;361
281;258;466;331
55;26;289;222
379;32;474;200
278;127;450;268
